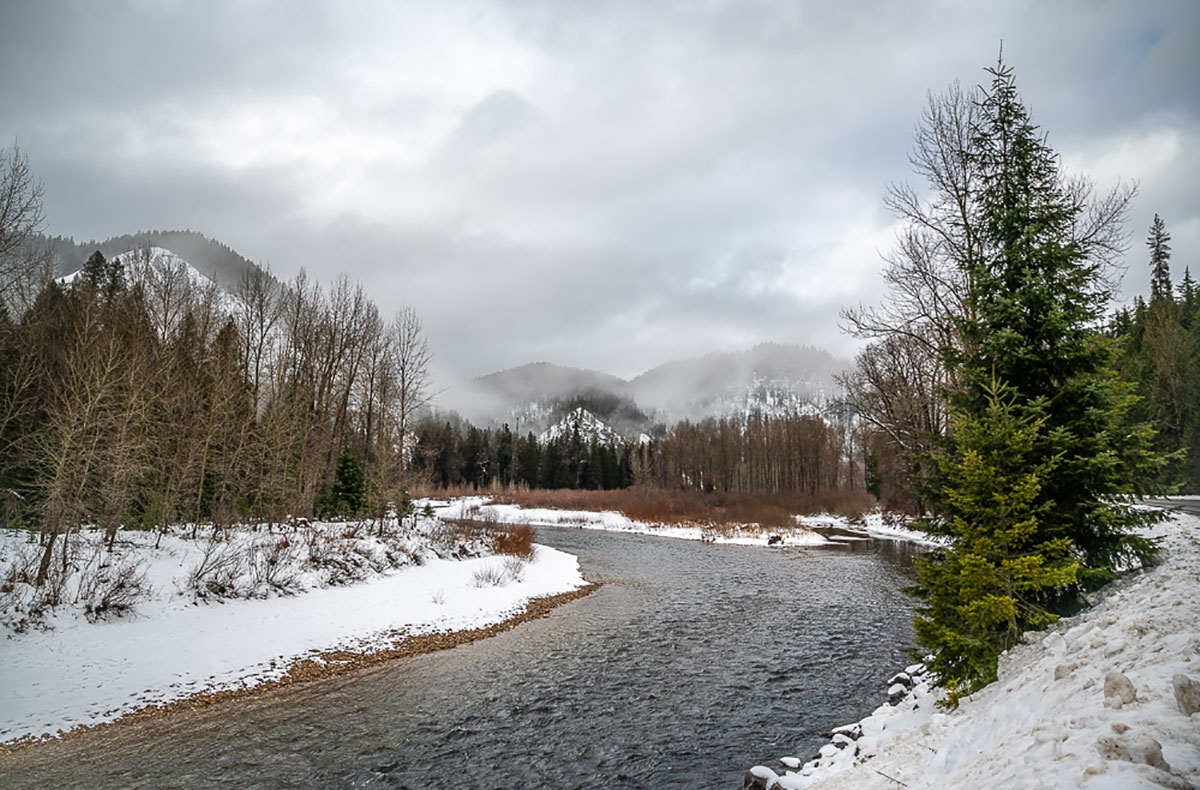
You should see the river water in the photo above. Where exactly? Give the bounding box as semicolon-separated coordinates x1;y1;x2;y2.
0;526;920;789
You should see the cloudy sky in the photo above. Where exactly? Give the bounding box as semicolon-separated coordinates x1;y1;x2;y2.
2;0;1197;387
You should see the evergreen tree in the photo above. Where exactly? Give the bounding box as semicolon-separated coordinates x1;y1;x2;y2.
328;450;367;517
1147;214;1172;304
913;384;1078;705
949;60;1161;583
915;61;1165;701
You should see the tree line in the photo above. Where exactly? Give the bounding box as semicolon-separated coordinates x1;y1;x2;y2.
1110;215;1200;491
408;409;859;497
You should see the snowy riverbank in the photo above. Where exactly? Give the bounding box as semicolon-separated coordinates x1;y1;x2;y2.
433;496;834;547
750;511;1200;790
0;521;586;744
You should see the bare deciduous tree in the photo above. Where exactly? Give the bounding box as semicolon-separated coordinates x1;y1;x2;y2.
0;144;52;313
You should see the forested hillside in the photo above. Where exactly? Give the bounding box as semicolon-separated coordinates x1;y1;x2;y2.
41;229;264;288
0;239;434;580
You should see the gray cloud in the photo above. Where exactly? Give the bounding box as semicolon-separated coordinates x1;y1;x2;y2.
2;0;1196;390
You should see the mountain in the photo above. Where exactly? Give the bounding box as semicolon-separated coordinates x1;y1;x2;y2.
449;343;851;434
59;246;217;289
448;363;631;432
41;229;264;288
57;246;244;337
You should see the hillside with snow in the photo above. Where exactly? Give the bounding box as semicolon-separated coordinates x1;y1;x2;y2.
538;407;630;445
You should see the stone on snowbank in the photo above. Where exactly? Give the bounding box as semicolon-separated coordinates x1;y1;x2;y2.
744;765;780;789
1172;673;1200;716
1095;732;1171;772
1103;670;1137;709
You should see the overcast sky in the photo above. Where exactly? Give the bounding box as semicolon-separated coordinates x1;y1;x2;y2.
2;0;1197;387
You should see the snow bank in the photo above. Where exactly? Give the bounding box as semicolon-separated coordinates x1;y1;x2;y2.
0;525;585;743
433;497;831;547
753;512;1200;789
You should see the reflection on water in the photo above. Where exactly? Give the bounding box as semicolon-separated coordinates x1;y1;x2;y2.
0;527;920;790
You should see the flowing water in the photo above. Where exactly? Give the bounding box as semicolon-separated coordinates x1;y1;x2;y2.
0;526;921;789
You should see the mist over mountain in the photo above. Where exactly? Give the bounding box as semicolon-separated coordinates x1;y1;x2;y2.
40;229;265;288
446;343;850;436
627;343;848;423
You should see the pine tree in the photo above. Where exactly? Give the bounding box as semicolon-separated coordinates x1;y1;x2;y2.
1148;214;1172;303
914;60;1165;701
913;383;1078;705
328;450;366;517
949;60;1161;584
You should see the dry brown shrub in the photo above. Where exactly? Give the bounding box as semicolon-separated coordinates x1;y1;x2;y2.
491;524;535;558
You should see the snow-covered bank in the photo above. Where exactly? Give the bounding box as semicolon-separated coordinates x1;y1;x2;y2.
751;512;1200;789
0;524;586;744
434;496;832;547
850;511;946;546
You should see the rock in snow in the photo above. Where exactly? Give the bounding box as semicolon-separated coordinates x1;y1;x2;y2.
1172;673;1200;717
1103;670;1137;709
1095;732;1171;772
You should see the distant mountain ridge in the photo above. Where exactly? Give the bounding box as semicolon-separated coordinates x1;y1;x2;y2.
448;343;850;435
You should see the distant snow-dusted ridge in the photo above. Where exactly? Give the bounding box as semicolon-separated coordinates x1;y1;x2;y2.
751;511;1200;790
58;246;214;289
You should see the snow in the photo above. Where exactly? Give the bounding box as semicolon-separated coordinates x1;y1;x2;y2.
434;497;832;547
0;524;585;743
753;511;1200;789
537;406;627;445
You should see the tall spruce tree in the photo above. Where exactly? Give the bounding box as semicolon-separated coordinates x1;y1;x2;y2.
953;60;1161;580
914;60;1164;702
1147;214;1172;303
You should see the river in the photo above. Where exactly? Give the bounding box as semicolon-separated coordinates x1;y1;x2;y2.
0;526;921;789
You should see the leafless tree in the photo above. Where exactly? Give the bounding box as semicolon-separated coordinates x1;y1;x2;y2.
0;144;52;313
391;306;433;498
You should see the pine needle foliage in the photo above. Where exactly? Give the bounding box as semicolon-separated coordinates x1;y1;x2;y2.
913;383;1078;706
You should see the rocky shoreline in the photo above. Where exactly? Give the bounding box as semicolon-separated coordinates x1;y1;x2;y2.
0;582;599;755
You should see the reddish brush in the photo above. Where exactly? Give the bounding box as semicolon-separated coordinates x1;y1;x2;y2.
491;524;535;558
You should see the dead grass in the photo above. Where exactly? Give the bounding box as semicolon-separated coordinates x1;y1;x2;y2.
487;488;874;527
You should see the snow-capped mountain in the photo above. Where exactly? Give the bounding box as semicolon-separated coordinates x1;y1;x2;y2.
59;246;214;288
538;407;628;446
45;229;261;288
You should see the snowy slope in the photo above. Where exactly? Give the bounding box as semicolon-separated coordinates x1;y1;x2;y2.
58;247;212;289
57;246;241;325
538;407;626;445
